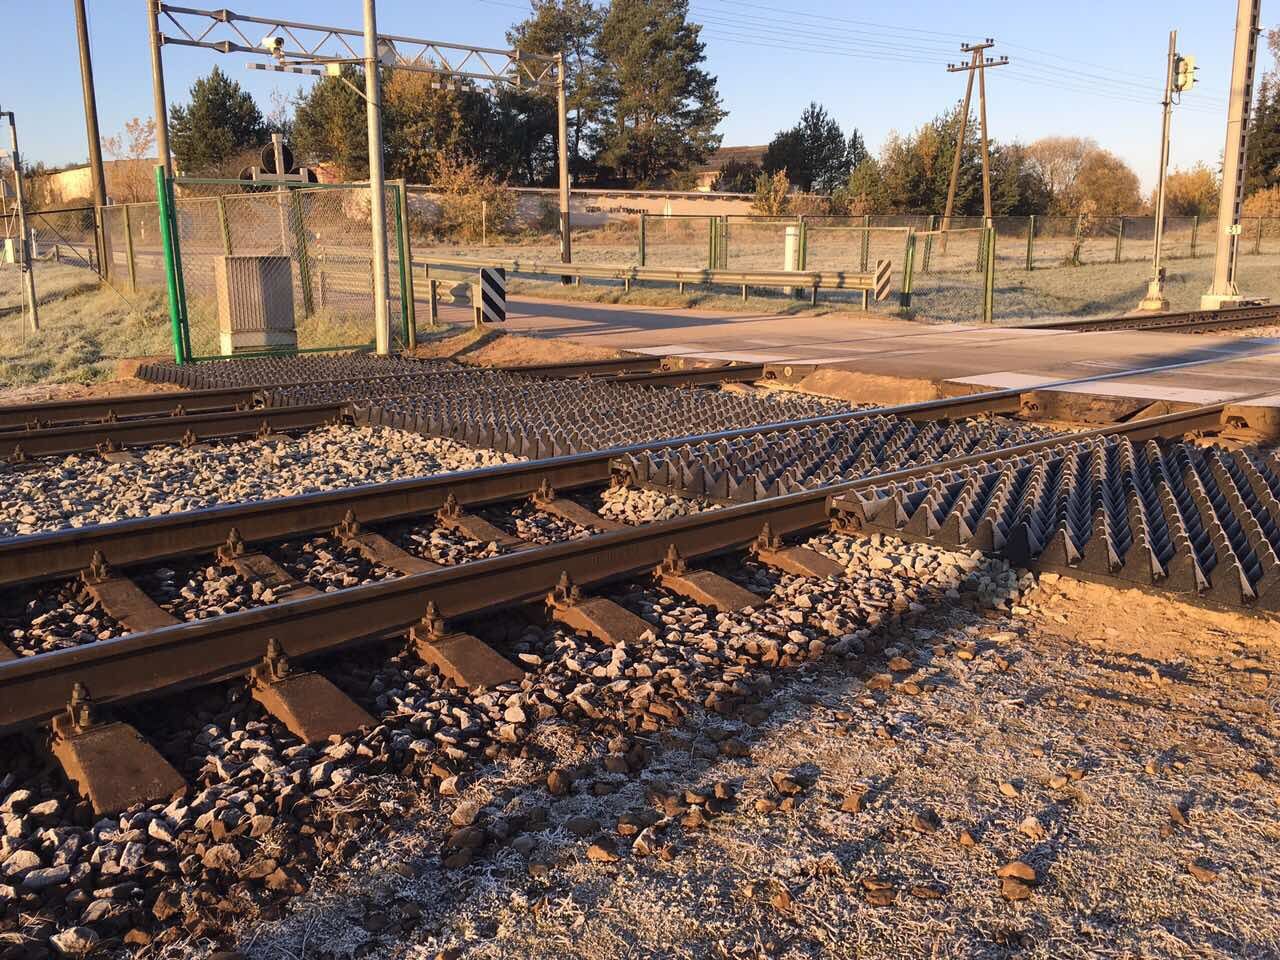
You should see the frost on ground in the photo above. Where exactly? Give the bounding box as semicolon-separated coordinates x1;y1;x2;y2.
0;426;523;536
218;534;1278;960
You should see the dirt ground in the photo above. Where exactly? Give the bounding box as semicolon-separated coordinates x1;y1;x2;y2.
408;327;623;367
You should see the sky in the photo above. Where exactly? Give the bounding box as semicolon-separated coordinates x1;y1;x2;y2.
1;0;1275;194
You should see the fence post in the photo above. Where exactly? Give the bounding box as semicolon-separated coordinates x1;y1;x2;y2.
899;228;916;310
216;197;232;256
122;205;138;293
1115;217;1125;263
1072;215;1084;266
1254;218;1264;255
481;199;487;246
387;183;411;349
982;225;996;323
289;191;315;318
797;216;808;271
638;213;646;267
154;165;186;364
1189;215;1199;258
922;214;936;273
396;181;417;349
860;214;870;272
1026;214;1036;271
167;179;193;362
720;216;729;268
707;217;716;270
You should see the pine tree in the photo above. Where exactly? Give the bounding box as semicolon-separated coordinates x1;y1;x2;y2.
168;67;267;175
591;0;725;185
506;0;604;178
762;103;859;193
290;67;368;181
1245;73;1280;196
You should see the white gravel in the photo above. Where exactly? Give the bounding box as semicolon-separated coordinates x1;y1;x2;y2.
0;426;523;537
597;485;718;524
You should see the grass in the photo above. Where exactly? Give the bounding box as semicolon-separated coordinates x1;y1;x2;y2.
0;262;174;386
4;247;1279;389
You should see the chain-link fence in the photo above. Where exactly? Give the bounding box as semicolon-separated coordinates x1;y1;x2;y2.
901;227;992;324
169;180;408;359
2;206;98;272
640;214;715;268
100;202;168;293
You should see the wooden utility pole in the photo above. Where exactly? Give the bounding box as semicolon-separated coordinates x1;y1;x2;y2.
73;0;108;275
941;40;1008;233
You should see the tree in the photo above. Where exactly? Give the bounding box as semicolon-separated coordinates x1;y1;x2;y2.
989;142;1051;216
1066;148;1144;215
832;158;887;214
291;67;368;181
1246;66;1280;196
506;0;604;179
1163;163;1220;217
591;0;725;185
1025;136;1097;213
168;66;267;175
713;157;760;193
103;117;156;203
872;106;982;214
762;102;862;193
751;169;789;215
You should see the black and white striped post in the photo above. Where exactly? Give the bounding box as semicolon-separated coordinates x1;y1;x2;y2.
473;267;507;327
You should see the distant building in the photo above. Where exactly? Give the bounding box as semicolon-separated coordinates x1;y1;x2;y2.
30;158;158;207
691;145;767;192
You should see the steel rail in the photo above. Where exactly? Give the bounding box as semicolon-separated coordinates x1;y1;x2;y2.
0;384;1057;588
0;384;264;432
0;357;681;433
0;402;347;459
1024;302;1280;335
0;371;1233;589
0;399;1230;733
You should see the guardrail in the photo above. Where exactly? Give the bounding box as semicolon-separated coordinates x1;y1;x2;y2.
413;255;892;318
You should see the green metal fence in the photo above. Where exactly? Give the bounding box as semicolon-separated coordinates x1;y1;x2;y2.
153;172;414;363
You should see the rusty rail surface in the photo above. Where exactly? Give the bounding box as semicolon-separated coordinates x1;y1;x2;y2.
0;399;1231;733
1024;302;1280;335
1;402;347;459
0;359;752;441
0;383;1094;589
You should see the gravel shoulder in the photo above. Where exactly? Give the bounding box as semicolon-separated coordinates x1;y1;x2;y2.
0;425;523;537
216;535;1278;960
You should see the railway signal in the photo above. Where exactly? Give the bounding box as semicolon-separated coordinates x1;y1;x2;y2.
1138;31;1195;312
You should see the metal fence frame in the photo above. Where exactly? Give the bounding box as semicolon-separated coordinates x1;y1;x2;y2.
152;172;416;364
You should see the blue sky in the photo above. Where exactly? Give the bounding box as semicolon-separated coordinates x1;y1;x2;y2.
2;1;1274;192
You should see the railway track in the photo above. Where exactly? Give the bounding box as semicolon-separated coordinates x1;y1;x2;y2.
0;361;765;458
0;382;1079;588
1027;301;1280;334
0;365;1266;958
0;394;1230;786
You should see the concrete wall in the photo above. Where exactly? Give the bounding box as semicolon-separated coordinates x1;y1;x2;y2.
32;159;157;207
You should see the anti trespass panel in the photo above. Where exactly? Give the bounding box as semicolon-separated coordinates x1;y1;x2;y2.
612;415;1062;502
835;437;1280;613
